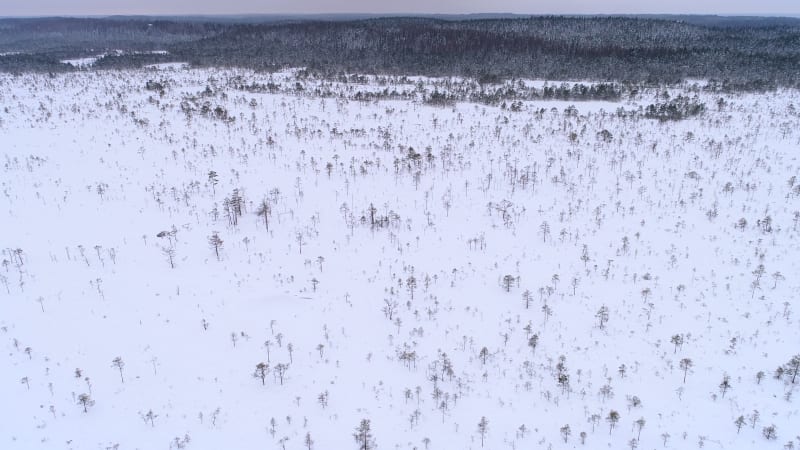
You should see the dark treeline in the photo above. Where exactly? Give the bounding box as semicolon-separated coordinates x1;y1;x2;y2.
1;16;799;89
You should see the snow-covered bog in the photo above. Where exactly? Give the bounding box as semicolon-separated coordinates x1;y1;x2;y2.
1;67;799;450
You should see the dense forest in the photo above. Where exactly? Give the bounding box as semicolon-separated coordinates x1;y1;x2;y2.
1;15;799;88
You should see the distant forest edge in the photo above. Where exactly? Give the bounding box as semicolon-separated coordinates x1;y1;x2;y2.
1;16;799;90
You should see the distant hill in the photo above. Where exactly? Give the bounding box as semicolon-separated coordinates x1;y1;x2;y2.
1;15;798;89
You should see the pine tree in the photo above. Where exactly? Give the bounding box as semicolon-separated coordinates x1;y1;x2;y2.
477;416;489;447
111;357;125;383
606;410;620;434
680;358;693;383
785;355;800;384
208;232;223;260
353;419;375;450
256;199;271;231
254;362;269;385
78;393;94;412
734;416;745;433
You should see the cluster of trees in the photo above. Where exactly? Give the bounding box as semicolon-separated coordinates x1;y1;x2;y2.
179;95;234;122
0;17;220;56
644;96;706;121
3;16;800;89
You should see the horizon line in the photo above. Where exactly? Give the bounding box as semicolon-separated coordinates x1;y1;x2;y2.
1;12;799;19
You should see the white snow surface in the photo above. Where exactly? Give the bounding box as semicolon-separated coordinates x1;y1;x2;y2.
1;68;799;450
61;51;170;68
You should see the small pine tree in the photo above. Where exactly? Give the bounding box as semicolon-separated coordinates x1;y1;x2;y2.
670;334;684;353
407;276;417;299
479;347;490;365
208;232;223;260
304;432;314;450
560;424;571;443
680;358;693;383
522;289;532;309
528;334;538;355
256;199;271;231
786;355;800;384
477;416;489;447
254;362;269;385
734;416;745;433
353;419;375;450
111;357;125;383
275;363;288;385
162;246;176;269
502;275;515;292
78;393;94;412
606;410;620;434
596;305;609;329
634;417;645;440
719;374;732;397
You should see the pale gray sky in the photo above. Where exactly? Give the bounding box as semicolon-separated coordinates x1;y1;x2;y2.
1;0;798;17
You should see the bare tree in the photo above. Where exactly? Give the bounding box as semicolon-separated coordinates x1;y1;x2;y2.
140;409;158;427
275;363;288;385
581;244;590;267
588;414;601;432
540;221;551;242
382;299;398;320
264;340;272;362
571;276;580;295
560;424;571;443
596;305;609;329
749;410;760;429
111;357;125;383
599;384;613;402
162;246;176;269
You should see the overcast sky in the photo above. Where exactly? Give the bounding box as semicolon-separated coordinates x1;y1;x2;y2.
1;0;798;17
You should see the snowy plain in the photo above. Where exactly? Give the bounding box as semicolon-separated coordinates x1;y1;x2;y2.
1;66;799;450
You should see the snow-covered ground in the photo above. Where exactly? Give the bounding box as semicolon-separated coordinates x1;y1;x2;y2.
60;56;102;67
1;69;799;450
61;51;171;68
